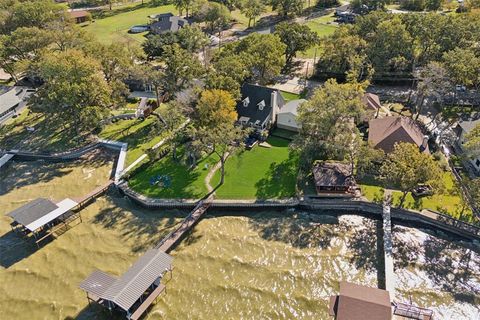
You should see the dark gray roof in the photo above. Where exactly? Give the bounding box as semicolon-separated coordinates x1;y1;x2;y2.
7;198;58;226
313;162;355;187
236;83;284;126
100;249;173;311
150;14;189;33
79;270;117;298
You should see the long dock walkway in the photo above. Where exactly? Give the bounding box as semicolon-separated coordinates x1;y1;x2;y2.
72;180;114;209
382;194;395;300
155;200;211;253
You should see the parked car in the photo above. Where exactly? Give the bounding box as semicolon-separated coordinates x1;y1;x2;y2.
244;137;258;150
412;184;433;197
129;25;150;33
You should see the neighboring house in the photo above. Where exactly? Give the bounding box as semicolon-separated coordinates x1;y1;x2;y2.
312;161;356;197
149;13;189;34
368;116;429;154
276;99;306;132
362;93;381;112
455;119;480;175
329;282;392;320
69;10;90;24
236;83;284;133
0;86;34;124
335;4;351;15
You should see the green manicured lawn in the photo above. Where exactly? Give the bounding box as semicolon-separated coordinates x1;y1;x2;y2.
84;3;177;44
360;172;477;223
128;149;219;199
211;137;298;199
280;91;300;102
99;116;167;165
298;13;337;59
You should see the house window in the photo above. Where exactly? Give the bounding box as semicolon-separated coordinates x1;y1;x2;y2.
258;100;265;111
243;97;250;107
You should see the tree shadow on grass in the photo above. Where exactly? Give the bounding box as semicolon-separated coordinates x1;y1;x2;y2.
128;153;209;199
254;147;298;199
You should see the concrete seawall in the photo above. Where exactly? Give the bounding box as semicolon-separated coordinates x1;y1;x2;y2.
117;182;480;241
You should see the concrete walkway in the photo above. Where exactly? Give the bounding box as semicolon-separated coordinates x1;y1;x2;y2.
121;119;190;176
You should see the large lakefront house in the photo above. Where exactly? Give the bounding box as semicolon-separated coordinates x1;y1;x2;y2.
368;116;429;154
236;84;285;133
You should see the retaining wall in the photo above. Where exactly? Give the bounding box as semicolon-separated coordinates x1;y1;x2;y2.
118;182;480;241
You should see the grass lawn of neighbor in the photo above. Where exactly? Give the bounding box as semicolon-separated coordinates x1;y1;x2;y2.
298;13;337;59
360;172;477;224
211;136;298;199
99;115;170;166
0;110;89;152
83;3;177;44
128;148;219;199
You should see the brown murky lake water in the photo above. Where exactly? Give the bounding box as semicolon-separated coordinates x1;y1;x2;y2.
0;159;479;320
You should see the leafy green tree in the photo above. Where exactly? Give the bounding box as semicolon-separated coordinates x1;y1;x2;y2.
174;0;194;17
234;33;286;84
196;89;237;128
295;79;366;166
316;26;372;82
414;61;451;120
142;32;177;59
0;26;53;81
1;0;63;34
274;22;319;66
31;50;112;134
240;0;266;27
443;48;480;89
206;54;250;98
196;2;231;33
269;0;304;16
379;142;443;207
177;25;210;52
197;122;245;184
367;17;414;74
160;44;203;95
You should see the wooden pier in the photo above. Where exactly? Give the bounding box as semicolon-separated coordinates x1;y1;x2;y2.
393;301;433;320
155;200;212;253
72;180;114;210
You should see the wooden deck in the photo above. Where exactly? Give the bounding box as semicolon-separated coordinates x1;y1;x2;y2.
129;284;166;320
155;200;211;252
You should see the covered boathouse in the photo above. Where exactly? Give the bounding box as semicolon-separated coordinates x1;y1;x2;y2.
6;197;80;247
79;249;173;320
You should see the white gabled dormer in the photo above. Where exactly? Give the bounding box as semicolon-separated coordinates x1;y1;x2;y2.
242;97;250;107
258;100;265;110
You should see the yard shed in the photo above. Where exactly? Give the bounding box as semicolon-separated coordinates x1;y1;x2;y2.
312;162;356;196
